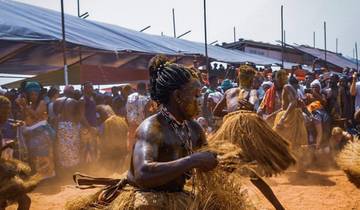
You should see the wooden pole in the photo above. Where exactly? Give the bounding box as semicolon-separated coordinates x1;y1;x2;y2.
61;0;68;85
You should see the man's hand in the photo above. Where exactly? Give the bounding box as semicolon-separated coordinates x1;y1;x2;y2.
190;151;218;172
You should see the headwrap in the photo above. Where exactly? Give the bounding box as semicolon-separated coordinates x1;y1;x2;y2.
220;79;233;91
24;81;41;93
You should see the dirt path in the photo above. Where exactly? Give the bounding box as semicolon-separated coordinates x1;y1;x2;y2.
6;170;360;210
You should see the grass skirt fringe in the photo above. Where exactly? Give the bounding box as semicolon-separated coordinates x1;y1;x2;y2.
273;108;308;148
336;138;360;188
0;158;40;202
209;110;296;176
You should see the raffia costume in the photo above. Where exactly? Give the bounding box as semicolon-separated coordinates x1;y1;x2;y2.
66;107;259;210
336;138;360;188
0;146;40;209
66;69;294;210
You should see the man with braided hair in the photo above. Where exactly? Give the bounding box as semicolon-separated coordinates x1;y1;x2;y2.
66;55;218;209
0;96;39;210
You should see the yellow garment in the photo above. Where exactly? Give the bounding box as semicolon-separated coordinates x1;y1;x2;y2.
101;115;128;151
274;108;308;149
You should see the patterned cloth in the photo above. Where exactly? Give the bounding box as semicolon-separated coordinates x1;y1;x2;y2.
23;120;56;180
126;92;150;126
56;121;81;168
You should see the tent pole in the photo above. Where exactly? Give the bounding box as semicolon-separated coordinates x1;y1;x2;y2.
203;0;209;73
172;8;176;38
233;27;236;42
77;0;80;17
281;5;284;67
356;42;359;72
336;38;338;54
324;21;327;69
313;31;316;48
61;0;68;85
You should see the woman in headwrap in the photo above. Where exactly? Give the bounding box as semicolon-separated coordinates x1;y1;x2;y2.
16;81;56;180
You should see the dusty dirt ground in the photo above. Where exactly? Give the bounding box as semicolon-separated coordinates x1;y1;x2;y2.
6;169;360;210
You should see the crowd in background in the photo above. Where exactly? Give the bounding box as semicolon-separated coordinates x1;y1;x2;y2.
1;63;360;182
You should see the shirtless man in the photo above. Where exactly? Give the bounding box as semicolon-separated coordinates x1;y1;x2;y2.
273;78;308;172
127;56;217;195
258;70;288;125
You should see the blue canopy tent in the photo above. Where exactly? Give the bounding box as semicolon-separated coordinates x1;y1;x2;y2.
0;0;294;86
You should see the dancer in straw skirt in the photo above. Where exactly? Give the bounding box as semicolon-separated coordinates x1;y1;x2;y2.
66;55;219;210
336;138;360;188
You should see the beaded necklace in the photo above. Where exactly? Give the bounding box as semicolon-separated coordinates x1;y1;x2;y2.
160;107;196;195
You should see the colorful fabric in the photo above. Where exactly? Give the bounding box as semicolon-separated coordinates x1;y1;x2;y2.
126;92;150;125
307;100;323;113
56;121;81;168
260;85;277;114
23;121;56;179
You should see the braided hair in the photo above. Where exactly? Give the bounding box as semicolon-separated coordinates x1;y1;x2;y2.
148;55;198;105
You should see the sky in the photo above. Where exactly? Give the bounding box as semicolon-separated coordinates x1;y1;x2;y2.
14;0;360;59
